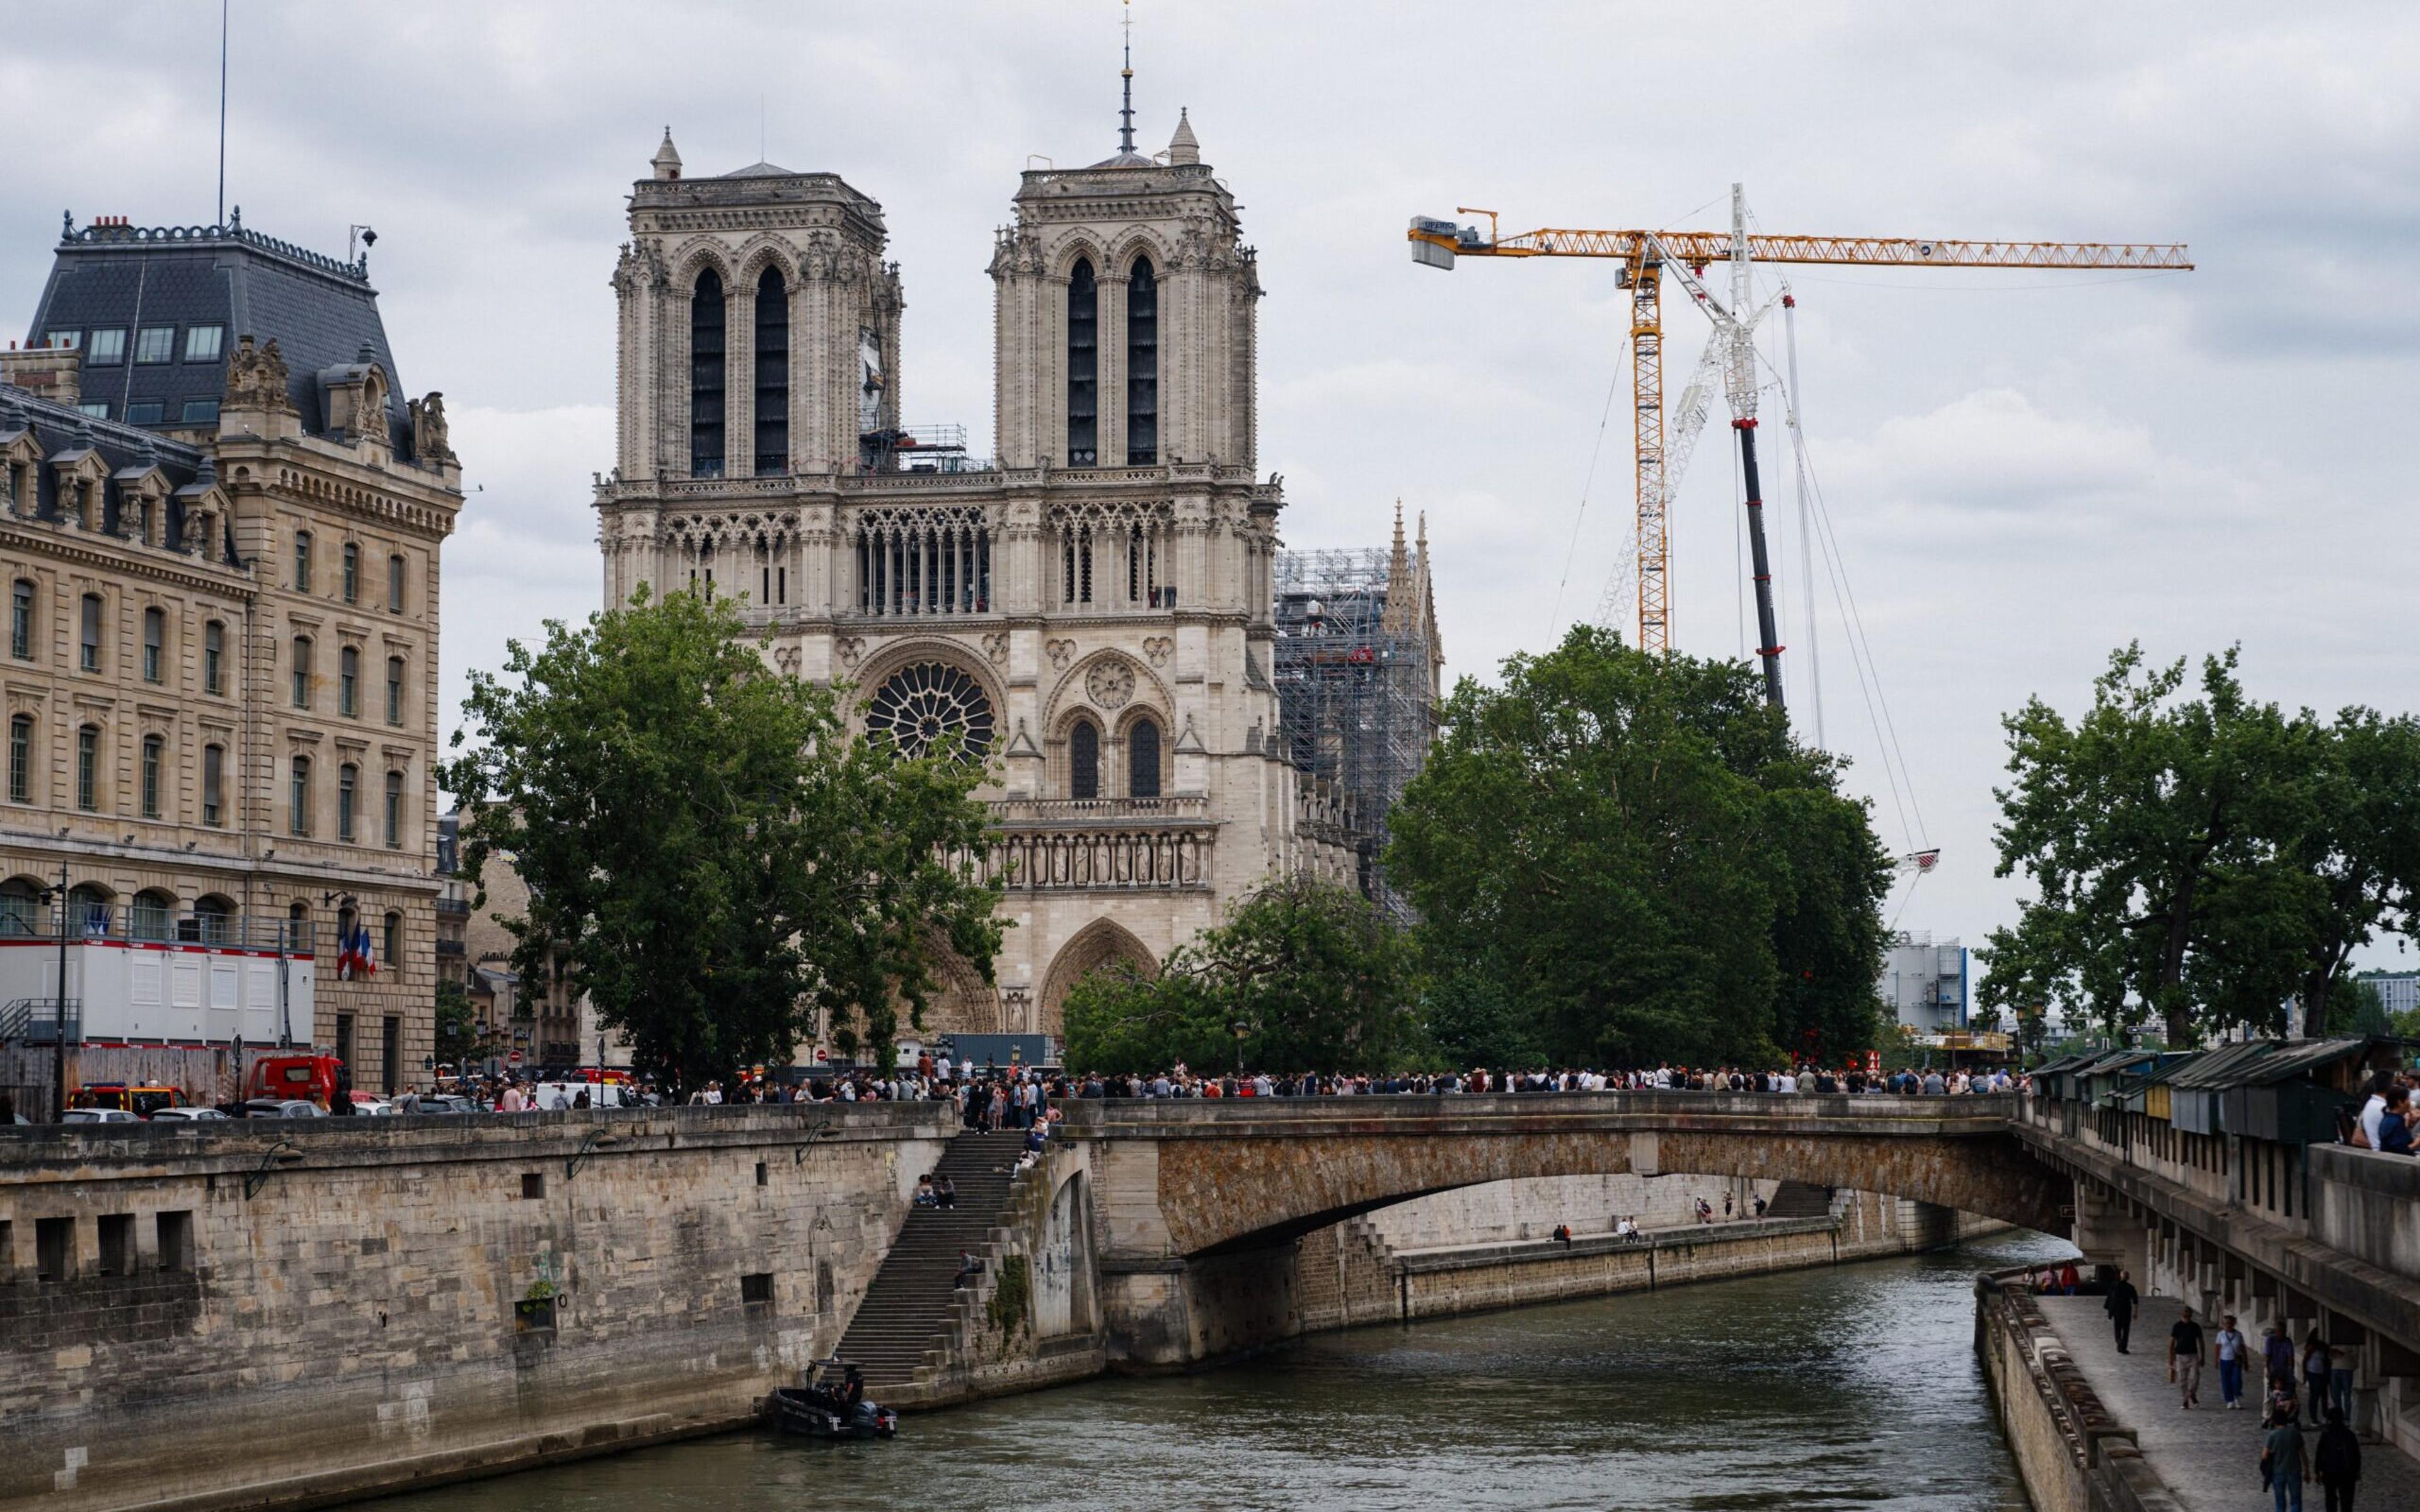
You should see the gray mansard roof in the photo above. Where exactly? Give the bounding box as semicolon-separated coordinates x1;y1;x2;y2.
25;212;415;455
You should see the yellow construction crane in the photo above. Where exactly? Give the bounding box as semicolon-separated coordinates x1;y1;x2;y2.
1408;194;2192;692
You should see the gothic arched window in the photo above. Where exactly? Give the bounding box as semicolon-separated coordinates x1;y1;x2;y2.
1069;719;1100;801
1066;259;1098;465
690;268;727;478
864;662;994;763
753;266;788;477
1127;716;1161;799
1126;256;1158;465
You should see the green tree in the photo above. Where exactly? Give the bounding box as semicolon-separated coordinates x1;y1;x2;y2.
432;979;477;1067
1383;626;1891;1068
1064;876;1414;1074
1418;965;1542;1070
442;588;1002;1089
1986;646;2420;1046
2334;978;2392;1038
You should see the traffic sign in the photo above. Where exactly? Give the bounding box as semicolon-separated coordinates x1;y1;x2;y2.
507;1050;523;1067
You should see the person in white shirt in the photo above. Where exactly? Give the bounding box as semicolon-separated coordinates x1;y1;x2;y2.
2359;1074;2391;1147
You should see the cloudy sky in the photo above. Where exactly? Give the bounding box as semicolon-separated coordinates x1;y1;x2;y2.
8;1;2417;975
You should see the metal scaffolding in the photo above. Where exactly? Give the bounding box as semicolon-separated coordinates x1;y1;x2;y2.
1274;537;1441;920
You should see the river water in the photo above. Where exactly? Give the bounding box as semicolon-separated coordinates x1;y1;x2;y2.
364;1229;2074;1512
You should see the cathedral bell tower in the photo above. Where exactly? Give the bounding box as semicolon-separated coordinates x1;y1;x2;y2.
988;90;1259;474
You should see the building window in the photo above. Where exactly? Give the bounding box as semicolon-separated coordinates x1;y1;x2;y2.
384;910;402;971
338;763;357;842
340;645;359;716
1129;716;1162;799
202;743;223;827
1066;258;1098;465
79;593;101;672
294;530;313;593
7;715;29;803
180;398;219;426
126;400;163;425
141;607;164;683
289;755;311;836
43;330;81;352
1070;719;1100;800
76;725;98;811
690;268;727;478
384;770;403;849
203;621;224;694
87;329;126;366
11;580;32;660
291;635;312;707
386;656;404;725
77;402;110;420
1127;256;1159;465
342;543;359;603
754;265;788;476
184;325;224;362
135;326;175;365
388;553;405;614
141;735;163;818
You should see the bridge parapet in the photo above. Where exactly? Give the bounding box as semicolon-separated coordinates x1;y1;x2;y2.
1056;1090;2024;1142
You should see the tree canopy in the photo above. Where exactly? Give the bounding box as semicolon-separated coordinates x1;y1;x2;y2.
1063;875;1415;1074
1981;644;2420;1045
1383;626;1893;1068
441;588;1002;1087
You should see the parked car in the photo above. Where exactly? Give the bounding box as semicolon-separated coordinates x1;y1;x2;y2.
63;1107;140;1124
240;1098;325;1119
71;1082;192;1118
150;1107;231;1121
413;1094;476;1114
348;1091;395;1116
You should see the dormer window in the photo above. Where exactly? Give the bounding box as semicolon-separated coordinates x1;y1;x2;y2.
87;329;127;367
1067;259;1098;466
180;399;219;426
127;401;163;425
184;326;224;362
134;327;175;365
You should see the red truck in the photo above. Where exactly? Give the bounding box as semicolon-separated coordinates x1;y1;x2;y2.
246;1053;344;1109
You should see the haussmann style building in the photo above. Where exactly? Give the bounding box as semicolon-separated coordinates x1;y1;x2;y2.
0;212;461;1106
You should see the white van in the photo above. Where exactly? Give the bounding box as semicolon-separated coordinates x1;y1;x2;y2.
531;1080;630;1110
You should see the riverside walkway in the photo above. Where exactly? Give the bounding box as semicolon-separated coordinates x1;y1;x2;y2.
2037;1293;2420;1510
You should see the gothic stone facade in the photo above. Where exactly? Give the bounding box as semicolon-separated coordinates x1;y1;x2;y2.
596;118;1337;1043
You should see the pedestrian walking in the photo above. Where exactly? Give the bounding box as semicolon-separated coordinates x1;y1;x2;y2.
2327;1339;2355;1427
2265;1411;2309;1512
2265;1323;2299;1406
2303;1331;2333;1414
2104;1268;2140;1354
2169;1305;2206;1409
2313;1406;2361;1512
2216;1314;2249;1409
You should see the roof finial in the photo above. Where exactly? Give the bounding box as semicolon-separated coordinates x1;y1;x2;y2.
1118;0;1137;154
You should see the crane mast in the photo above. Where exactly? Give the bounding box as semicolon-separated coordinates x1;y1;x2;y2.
1407;202;2192;698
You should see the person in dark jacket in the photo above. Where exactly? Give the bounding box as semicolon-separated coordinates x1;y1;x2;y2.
2104;1268;2140;1354
2313;1406;2361;1512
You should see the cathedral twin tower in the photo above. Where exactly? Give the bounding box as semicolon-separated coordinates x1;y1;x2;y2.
594;101;1337;1044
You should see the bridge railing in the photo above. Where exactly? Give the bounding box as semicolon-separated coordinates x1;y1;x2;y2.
1054;1089;2024;1130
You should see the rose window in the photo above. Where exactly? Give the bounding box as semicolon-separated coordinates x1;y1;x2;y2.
865;662;994;762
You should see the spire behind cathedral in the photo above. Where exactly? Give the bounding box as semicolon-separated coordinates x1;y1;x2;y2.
1118;0;1138;154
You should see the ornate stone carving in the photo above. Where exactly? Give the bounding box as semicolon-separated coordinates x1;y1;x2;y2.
982;632;1011;665
1046;638;1075;672
1143;636;1173;668
222;335;294;415
773;645;801;677
836;636;866;670
1085;657;1136;711
408;391;454;464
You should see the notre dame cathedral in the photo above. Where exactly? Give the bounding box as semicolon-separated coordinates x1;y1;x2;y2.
594;86;1402;1047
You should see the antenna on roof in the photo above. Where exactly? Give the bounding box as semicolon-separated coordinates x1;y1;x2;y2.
1117;0;1136;154
216;0;230;227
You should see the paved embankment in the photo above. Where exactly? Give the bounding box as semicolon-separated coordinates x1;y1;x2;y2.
2037;1293;2420;1511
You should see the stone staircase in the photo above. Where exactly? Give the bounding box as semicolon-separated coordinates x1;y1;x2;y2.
836;1130;1031;1390
1763;1179;1835;1219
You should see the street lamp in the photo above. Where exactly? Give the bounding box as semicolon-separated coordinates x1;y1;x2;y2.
1228;1019;1248;1077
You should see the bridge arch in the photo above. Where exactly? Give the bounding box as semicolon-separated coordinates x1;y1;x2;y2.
1063;1094;2070;1258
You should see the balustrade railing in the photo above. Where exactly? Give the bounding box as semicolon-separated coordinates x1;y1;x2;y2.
959;825;1211;892
990;795;1209;824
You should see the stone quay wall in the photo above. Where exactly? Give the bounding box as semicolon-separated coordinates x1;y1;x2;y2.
1293;1188;1991;1334
0;1104;952;1512
1973;1272;2186;1512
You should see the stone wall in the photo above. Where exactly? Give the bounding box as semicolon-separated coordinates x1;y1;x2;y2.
1974;1273;2186;1512
0;1104;951;1512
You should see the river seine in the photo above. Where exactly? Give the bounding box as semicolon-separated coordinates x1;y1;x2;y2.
363;1228;2074;1512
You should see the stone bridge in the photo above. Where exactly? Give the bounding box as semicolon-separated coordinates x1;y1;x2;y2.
1051;1091;2065;1365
